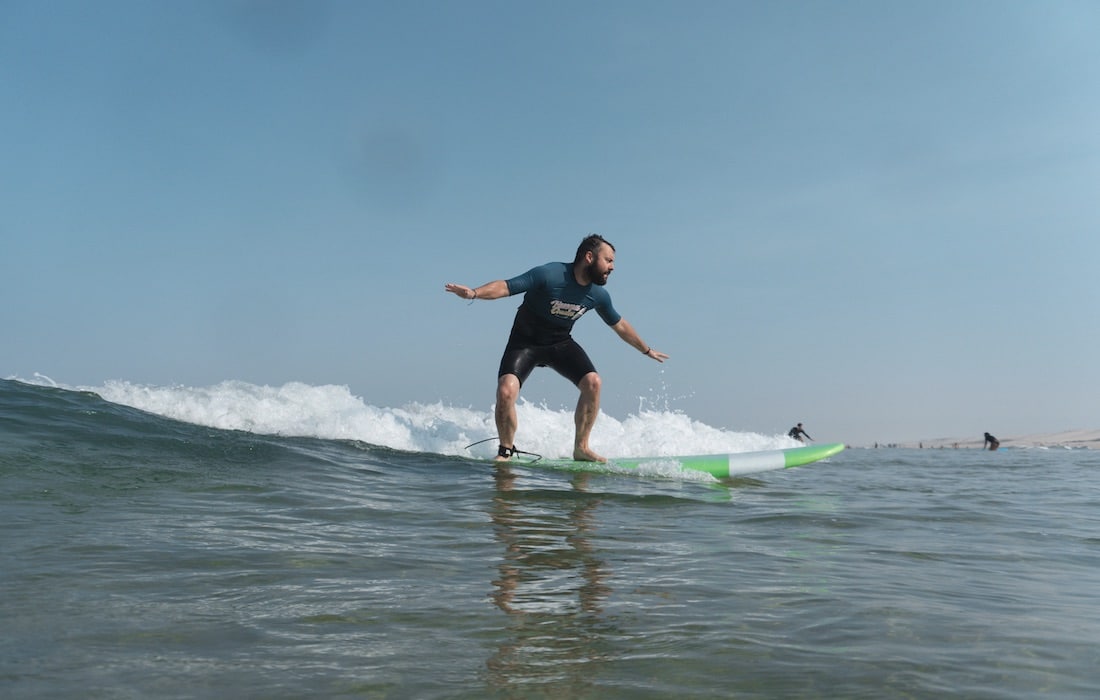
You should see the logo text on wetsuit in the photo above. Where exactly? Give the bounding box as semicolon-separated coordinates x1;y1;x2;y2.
550;300;587;321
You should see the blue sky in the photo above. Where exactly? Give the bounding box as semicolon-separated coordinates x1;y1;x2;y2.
3;0;1098;446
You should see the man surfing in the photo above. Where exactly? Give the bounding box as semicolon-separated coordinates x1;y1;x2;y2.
788;423;813;443
445;234;668;462
983;432;1000;451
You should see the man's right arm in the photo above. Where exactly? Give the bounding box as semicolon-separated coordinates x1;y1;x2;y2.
444;280;511;301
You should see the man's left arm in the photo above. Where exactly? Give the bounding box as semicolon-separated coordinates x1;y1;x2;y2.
611;318;668;362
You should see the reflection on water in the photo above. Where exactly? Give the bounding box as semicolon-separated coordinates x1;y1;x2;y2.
486;466;615;692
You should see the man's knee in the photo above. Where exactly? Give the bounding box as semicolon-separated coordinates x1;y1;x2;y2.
496;374;520;403
577;372;601;396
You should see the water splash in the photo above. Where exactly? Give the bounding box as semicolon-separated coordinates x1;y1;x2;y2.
19;377;793;460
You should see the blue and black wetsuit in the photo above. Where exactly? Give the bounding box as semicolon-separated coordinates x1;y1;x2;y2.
498;262;621;386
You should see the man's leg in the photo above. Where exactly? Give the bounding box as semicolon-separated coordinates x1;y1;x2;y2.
573;372;605;462
495;374;520;459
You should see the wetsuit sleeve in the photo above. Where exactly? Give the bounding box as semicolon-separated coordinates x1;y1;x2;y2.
504;263;550;296
594;289;622;326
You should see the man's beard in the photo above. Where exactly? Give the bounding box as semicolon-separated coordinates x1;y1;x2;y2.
587;260;609;286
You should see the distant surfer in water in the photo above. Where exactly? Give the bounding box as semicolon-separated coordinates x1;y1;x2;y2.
983;432;1000;451
788;423;812;443
445;234;668;463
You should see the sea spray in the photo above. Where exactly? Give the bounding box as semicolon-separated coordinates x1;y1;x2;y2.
23;378;797;460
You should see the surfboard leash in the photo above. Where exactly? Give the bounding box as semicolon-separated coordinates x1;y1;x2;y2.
464;436;544;463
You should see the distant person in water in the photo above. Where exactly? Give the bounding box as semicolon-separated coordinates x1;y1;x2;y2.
788;423;812;443
445;234;668;463
984;432;1000;451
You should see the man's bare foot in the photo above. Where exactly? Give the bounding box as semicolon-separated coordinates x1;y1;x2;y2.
495;445;515;462
573;447;606;463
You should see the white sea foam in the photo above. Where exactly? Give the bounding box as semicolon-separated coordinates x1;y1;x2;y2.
23;376;794;460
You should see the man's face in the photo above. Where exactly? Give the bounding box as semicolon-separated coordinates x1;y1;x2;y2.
587;244;615;286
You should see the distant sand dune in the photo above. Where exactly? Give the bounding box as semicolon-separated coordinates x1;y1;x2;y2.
894;429;1100;450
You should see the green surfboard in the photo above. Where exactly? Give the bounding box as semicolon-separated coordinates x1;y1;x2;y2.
499;442;845;478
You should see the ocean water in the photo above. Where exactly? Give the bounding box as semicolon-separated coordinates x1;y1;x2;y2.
2;377;1099;699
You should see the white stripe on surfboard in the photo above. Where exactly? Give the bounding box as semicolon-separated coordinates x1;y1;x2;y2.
723;451;786;476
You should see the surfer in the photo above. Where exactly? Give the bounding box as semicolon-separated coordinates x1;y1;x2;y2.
445;234;668;463
983;432;1000;451
788;422;812;443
